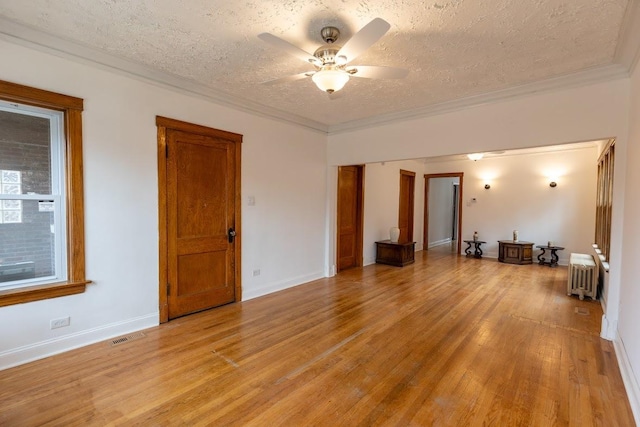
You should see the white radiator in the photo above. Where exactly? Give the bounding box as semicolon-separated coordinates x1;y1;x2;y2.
567;253;598;300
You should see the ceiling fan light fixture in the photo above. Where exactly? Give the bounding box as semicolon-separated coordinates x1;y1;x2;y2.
312;68;350;93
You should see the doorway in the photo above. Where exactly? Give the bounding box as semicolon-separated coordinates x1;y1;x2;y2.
157;117;242;322
424;173;464;254
337;165;364;272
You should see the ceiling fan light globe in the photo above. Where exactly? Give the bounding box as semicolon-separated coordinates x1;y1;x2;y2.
312;69;349;93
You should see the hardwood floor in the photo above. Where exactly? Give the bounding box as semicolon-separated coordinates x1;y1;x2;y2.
0;251;634;426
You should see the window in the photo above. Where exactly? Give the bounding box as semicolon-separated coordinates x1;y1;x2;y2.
0;80;89;307
595;139;615;266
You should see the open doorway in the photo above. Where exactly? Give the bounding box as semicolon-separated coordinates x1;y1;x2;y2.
424;173;463;254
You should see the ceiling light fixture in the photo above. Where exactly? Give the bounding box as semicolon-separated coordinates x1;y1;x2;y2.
467;153;484;161
312;67;350;94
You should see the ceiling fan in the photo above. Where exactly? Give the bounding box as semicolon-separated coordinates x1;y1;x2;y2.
258;18;409;94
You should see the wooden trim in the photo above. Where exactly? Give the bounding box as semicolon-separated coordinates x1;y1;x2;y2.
157;125;169;323
0;79;88;307
597;138;616;164
595;139;615;262
0;80;83;111
357;166;365;268
156;117;242;323
66;109;86;282
424;173;464;255
234;135;243;301
0;281;89;307
156;116;242;141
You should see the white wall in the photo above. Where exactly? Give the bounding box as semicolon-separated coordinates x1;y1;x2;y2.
328;80;627;166
423;149;597;263
618;61;640;421
362;160;425;265
0;39;328;369
428;177;458;247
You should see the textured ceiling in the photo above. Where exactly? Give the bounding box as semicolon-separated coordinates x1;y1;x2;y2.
0;0;636;132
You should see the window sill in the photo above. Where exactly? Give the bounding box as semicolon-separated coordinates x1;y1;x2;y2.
0;280;91;307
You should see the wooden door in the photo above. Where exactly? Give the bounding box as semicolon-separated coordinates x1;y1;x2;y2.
337;165;364;272
157;117;242;322
398;170;416;243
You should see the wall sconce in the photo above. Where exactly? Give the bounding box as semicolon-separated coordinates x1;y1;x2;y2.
484;184;491;189
467;153;484;161
549;181;557;188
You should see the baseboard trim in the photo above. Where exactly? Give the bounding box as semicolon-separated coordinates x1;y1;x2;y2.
613;331;640;425
242;271;325;301
428;238;452;249
0;312;158;371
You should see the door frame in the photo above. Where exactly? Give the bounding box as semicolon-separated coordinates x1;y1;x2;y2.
424;172;464;255
336;165;365;273
157;116;242;323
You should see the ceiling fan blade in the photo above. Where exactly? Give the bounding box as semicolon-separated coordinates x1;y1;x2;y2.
258;33;319;65
348;65;409;79
261;72;313;86
336;18;391;63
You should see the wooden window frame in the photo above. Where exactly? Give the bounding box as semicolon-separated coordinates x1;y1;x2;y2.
0;80;90;307
595;139;615;264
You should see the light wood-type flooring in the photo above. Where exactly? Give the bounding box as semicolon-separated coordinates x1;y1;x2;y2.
0;251;635;426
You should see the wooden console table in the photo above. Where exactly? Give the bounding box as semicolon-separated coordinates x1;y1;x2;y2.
375;240;415;267
498;240;534;265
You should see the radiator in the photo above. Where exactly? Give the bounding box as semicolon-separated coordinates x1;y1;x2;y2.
567;253;597;300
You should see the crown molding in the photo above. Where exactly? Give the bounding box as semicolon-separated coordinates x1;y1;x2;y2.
1;15;635;137
327;64;630;135
0;17;329;134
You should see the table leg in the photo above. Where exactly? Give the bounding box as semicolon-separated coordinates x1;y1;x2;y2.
550;249;559;267
537;248;547;265
465;241;472;256
474;243;483;258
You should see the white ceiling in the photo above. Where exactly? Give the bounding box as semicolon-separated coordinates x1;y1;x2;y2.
1;1;639;133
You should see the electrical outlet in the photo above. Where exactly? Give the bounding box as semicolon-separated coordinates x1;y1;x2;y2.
252;269;260;277
50;316;70;329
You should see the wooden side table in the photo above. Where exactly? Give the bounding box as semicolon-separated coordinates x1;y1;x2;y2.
375;240;415;267
463;240;486;258
536;245;564;267
498;240;534;265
